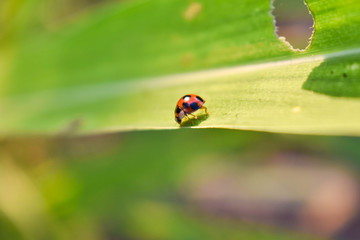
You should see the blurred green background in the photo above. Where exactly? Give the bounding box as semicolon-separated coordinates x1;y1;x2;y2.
2;130;360;240
1;0;360;240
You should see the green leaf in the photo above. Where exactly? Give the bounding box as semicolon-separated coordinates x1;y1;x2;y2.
0;0;360;135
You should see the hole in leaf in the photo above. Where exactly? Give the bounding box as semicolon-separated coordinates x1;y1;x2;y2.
271;0;314;50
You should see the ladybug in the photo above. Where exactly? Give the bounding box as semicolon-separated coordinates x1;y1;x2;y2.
175;94;208;125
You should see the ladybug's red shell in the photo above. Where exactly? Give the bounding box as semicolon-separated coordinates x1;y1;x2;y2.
175;94;205;124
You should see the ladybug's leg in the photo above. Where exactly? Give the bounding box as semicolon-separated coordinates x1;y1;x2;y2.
201;106;209;114
188;113;198;119
185;114;194;125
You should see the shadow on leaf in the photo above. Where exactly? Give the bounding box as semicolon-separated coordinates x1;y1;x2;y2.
180;112;210;127
302;55;360;97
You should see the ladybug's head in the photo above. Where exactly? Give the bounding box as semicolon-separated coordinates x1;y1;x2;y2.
175;117;182;124
175;106;185;124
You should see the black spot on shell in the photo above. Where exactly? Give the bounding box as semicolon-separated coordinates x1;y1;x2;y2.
196;95;204;102
190;102;199;111
175;106;181;114
183;102;189;108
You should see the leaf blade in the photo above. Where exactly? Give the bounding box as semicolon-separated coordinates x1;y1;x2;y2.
1;0;360;135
